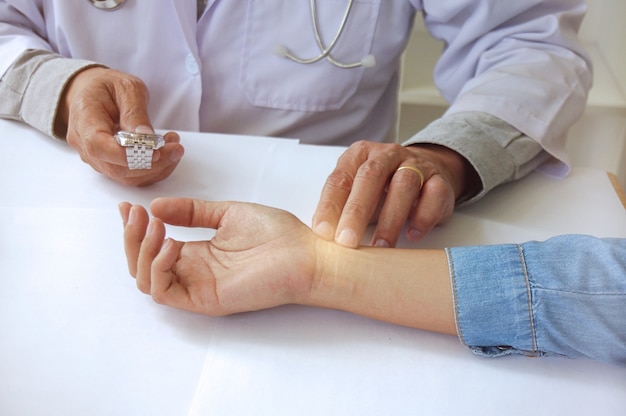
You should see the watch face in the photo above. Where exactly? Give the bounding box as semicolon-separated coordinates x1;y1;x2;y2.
115;131;165;149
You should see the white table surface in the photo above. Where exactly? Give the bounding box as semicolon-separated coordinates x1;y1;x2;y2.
1;119;625;416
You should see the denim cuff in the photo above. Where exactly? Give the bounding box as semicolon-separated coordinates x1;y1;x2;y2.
446;244;540;358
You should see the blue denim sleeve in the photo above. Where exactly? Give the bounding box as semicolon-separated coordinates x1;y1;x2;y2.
446;235;626;365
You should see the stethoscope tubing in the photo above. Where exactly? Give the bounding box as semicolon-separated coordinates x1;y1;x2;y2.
277;0;374;69
88;0;375;69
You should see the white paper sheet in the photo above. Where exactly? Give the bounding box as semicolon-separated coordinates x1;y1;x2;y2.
2;119;625;416
189;164;626;416
189;306;626;416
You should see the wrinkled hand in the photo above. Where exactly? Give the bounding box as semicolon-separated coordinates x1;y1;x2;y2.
312;141;478;248
57;67;184;186
120;198;319;315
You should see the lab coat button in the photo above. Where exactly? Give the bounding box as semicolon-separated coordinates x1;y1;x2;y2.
185;54;200;75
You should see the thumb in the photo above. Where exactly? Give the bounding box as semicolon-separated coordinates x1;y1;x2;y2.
114;76;154;133
151;198;230;229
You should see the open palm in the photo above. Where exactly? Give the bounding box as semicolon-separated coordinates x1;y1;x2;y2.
122;199;319;315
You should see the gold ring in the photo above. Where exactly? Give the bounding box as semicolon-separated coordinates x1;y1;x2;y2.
396;166;425;188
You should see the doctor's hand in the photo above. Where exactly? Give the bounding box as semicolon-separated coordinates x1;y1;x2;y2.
119;198;319;316
312;141;480;248
56;67;184;186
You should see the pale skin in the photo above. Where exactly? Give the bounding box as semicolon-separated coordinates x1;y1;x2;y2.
120;198;457;335
62;67;478;243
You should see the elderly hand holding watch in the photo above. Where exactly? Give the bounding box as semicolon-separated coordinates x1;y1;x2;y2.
56;66;184;186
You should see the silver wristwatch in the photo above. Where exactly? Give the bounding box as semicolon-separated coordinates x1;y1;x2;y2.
114;131;165;170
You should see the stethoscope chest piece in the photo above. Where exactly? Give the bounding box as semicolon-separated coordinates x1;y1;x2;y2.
88;0;126;10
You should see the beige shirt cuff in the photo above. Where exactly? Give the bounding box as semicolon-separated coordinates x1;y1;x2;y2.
0;49;103;139
402;112;550;205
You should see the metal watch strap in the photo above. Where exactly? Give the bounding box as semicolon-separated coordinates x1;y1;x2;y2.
125;144;155;170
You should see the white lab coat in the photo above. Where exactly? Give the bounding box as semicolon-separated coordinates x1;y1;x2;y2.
0;0;591;166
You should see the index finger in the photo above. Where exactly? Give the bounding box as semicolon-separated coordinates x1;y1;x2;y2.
121;204;150;277
87;131;131;167
331;157;396;247
312;141;406;248
312;141;371;241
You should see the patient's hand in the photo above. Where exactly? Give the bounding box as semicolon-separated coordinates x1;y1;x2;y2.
120;198;319;315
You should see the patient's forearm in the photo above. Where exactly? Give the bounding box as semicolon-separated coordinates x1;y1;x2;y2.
308;241;457;335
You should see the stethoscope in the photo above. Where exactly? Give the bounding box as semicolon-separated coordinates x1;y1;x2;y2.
274;0;376;69
88;0;375;69
88;0;125;11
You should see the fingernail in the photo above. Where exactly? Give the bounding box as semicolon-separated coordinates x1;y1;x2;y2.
313;221;334;240
134;125;154;134
407;228;422;242
119;203;128;225
117;202;130;227
336;228;358;248
147;218;156;233
128;206;137;225
146;218;157;236
374;239;390;248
